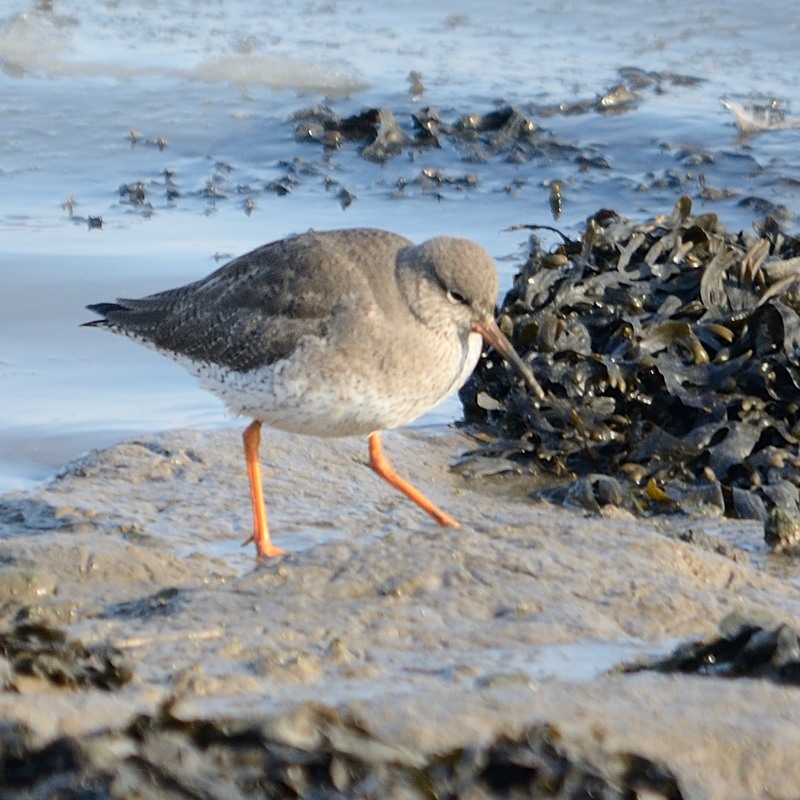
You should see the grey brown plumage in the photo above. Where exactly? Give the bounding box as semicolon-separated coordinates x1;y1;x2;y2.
89;230;412;373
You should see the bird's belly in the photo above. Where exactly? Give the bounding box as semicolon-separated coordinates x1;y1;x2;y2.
180;332;482;437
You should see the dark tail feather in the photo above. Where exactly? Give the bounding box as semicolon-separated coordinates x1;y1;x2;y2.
82;302;124;327
86;302;124;316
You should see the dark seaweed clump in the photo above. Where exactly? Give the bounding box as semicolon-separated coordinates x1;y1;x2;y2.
0;623;132;691
460;197;800;521
622;619;800;684
0;702;683;800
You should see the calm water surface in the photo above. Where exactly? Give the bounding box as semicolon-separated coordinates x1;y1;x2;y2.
1;0;799;491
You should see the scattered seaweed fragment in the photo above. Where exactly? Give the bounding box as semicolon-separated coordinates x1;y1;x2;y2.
764;506;800;552
293;102;582;166
460;197;800;522
292;67;700;166
621;619;800;685
0;701;685;799
0;623;133;691
101;587;184;621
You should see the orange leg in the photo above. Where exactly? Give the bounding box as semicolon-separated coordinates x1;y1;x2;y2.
241;420;286;558
368;431;459;528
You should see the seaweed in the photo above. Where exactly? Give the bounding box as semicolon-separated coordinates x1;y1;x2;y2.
0;702;684;799
621;619;800;685
0;623;133;691
460;197;800;523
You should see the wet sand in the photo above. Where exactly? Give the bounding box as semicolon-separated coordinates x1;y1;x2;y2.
1;426;800;797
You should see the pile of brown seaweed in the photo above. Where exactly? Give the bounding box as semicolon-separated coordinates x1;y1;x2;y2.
460;197;800;521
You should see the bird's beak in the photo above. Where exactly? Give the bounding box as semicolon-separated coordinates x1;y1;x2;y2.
472;317;546;400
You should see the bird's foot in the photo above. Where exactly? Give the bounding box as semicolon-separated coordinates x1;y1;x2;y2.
241;534;287;559
429;508;459;528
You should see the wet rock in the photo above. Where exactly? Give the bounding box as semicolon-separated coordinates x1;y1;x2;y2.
460;197;800;526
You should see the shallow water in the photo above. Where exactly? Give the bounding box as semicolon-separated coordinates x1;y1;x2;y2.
2;0;800;491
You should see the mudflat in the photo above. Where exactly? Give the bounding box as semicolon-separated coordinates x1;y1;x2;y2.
1;426;799;798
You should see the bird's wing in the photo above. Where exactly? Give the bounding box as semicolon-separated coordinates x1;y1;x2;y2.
87;230;410;372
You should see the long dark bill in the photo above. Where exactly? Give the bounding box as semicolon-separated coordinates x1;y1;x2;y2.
473;317;546;401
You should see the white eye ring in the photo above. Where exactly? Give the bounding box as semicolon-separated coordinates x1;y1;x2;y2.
447;289;468;305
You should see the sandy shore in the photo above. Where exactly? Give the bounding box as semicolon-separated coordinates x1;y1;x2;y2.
1;425;800;797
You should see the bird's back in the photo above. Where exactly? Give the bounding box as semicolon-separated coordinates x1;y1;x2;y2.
86;228;413;373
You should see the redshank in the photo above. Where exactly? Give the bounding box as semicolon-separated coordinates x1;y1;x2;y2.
85;228;541;558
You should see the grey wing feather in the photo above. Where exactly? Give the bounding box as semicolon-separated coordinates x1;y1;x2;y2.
85;228;412;372
86;235;341;371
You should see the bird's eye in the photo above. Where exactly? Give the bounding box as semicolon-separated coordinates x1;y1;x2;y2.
447;289;468;305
